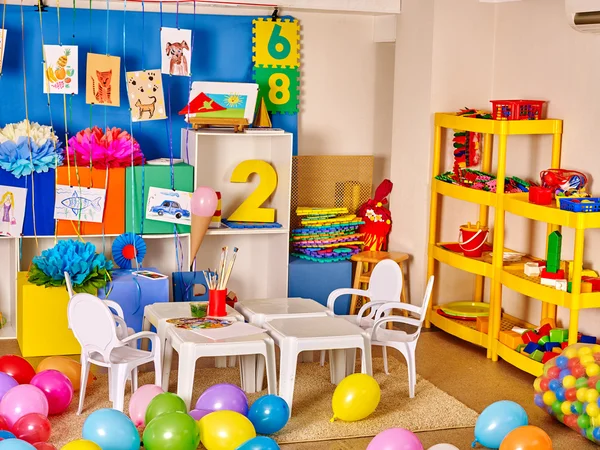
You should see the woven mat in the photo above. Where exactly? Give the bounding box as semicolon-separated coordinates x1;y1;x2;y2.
48;356;478;447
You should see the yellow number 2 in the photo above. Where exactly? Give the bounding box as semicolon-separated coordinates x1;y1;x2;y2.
227;160;278;223
268;73;291;106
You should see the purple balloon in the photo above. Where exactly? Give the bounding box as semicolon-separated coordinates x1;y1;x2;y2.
195;384;248;416
0;372;18;402
189;409;212;421
366;428;424;450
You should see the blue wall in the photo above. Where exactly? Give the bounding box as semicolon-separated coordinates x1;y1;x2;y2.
0;5;298;159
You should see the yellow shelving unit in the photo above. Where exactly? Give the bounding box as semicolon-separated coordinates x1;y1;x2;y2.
425;111;574;377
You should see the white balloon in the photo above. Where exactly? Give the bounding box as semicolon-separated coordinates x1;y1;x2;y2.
428;445;460;450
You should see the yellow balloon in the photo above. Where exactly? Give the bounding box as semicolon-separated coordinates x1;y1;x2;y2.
198;410;256;450
61;440;102;450
331;373;381;422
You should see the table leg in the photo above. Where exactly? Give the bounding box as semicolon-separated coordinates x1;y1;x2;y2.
345;348;356;376
215;357;227;368
255;355;266;392
279;340;298;417
362;336;373;376
161;333;173;392
177;345;196;411
300;351;314;363
240;355;257;394
330;349;347;385
265;340;278;395
142;315;151;351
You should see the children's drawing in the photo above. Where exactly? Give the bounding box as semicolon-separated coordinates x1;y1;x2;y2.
126;70;167;122
160;27;192;76
43;45;78;94
86;53;121;107
54;184;107;223
0;185;27;237
0;29;6;73
179;82;259;124
146;186;192;226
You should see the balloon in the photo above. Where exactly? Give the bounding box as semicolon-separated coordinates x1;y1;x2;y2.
0;415;10;431
331;374;381;422
0;430;15;439
195;384;249;416
366;428;424;450
428;446;459;450
0;374;18;403
198;411;256;450
191;187;218;217
0;440;35;449
30;371;73;415
36;357;94;393
499;426;552;450
473;401;528;449
142;411;200;450
237;436;280;450
12;414;51;444
248;395;289;434
82;409;140;450
60;440;101;450
32;444;56;450
0;385;49;428
0;357;35;385
189;409;211;421
128;384;163;427
144;393;186;425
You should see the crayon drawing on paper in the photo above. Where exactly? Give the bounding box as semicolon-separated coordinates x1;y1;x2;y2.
126;70;167;122
86;53;121;106
43;45;78;94
54;185;107;223
146;186;192;226
0;185;27;237
161;27;192;76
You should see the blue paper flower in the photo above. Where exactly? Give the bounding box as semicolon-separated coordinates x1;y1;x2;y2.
112;233;147;269
0;136;63;178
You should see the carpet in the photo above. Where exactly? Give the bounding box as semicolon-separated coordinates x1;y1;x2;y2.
48;356;478;447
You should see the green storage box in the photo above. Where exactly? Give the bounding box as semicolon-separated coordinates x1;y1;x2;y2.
125;163;194;234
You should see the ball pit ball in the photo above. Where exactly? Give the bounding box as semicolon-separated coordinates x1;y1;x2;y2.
535;343;600;444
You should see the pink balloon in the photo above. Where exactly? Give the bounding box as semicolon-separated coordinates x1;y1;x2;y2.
30;370;74;415
0;385;49;428
367;428;424;450
191;187;218;217
128;384;164;427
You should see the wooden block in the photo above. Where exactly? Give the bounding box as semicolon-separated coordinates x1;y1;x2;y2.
540;269;565;280
538;336;550;346
476;317;489;334
500;330;524;350
524;262;540;277
540;317;557;329
542;351;557;363
538;323;553;337
553;347;563;354
523;331;540;344
531;349;545;362
550;329;569;343
582;282;593;293
580;335;597;344
555;279;568;291
524;342;541;354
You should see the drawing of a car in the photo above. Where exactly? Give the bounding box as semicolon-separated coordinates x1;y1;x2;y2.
150;200;190;219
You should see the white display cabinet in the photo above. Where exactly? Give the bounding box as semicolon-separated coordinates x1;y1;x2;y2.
182;130;292;300
0;238;19;339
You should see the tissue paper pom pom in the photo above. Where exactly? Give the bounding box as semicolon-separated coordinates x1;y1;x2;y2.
67;126;144;169
28;240;113;293
1;119;59;146
0;136;63;178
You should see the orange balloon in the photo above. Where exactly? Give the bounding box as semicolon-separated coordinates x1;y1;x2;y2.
500;426;553;450
36;356;95;392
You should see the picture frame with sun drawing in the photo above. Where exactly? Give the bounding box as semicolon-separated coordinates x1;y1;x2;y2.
179;82;259;125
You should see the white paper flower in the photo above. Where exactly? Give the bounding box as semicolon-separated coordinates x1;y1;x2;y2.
0;119;59;146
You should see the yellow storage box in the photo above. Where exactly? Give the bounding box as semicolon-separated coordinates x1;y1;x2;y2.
17;272;81;357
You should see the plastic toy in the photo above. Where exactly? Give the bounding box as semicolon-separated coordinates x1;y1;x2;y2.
560;197;600;213
223;220;282;229
499;331;523;350
357;179;393;252
540;168;588;199
524;262;541;277
490;100;546;121
458;222;489;257
476;317;489;334
528;186;553;205
546;231;562;273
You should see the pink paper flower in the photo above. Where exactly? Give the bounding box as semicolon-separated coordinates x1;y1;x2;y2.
66;126;144;169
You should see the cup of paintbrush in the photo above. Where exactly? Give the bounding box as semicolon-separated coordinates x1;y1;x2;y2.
208;288;227;317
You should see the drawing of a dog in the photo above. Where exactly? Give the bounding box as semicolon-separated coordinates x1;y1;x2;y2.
166;41;189;76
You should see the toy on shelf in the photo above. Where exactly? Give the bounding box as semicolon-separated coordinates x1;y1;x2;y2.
436;168;530;194
560;197;600;213
528;186;553;206
451;109;490;176
539;231;565;289
458;222;489;257
539;169;589;207
490;100;546;121
356;179;393;252
291;207;364;263
222;220;282;229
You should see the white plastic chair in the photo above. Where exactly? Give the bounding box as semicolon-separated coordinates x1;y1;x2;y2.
367;275;434;398
68;292;162;414
320;259;403;372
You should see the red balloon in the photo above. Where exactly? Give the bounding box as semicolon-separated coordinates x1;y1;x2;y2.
565;388;577;401
547;366;561;379
0;355;36;384
0;416;9;431
12;413;51;444
33;443;57;450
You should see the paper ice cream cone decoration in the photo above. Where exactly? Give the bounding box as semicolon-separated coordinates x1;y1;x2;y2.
191;215;213;269
190;186;219;270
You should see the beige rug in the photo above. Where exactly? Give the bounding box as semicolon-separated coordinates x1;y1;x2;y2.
48;357;477;447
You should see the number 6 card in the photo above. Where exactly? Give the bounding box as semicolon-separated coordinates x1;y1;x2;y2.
252;18;300;68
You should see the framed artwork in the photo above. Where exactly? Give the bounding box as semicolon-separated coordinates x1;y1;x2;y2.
179;82;259;124
43;45;78;94
0;185;27;237
54;184;107;223
126;70;167;122
161;27;192;76
86;53;121;106
146;186;192;226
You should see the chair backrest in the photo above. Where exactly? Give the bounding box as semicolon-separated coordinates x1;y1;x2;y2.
67;293;120;361
417;276;435;324
64;271;74;298
367;259;403;302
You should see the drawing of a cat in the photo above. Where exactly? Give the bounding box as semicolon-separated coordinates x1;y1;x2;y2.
91;70;112;104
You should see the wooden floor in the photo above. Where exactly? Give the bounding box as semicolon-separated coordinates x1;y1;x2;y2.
1;329;593;449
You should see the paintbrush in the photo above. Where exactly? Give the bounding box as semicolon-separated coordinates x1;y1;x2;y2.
222;247;239;290
219;246;229;289
216;247;226;290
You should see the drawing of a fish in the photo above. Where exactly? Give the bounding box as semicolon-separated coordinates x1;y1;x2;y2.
61;190;102;215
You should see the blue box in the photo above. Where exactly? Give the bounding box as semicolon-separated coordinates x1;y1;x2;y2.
288;256;351;315
172;271;211;302
0;168;56;236
524;342;540;354
97;267;169;333
544;342;560;352
580;335;597;344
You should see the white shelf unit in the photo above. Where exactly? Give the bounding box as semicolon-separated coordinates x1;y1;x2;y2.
0;238;19;340
183;130;292;300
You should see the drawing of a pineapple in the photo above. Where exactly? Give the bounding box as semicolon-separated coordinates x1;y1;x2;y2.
54;48;70;80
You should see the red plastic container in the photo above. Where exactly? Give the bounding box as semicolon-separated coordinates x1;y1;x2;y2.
458;222;489;257
529;186;553;205
490;100;546;121
208;289;227;317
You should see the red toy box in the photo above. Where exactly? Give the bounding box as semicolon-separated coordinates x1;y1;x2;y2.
490;100;546;121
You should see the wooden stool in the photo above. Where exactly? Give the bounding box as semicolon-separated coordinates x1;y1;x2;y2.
349;251;409;315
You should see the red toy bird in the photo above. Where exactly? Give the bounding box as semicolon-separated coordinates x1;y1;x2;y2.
357;179;393;252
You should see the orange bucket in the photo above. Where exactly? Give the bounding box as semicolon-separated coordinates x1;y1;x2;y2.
459;222;489;257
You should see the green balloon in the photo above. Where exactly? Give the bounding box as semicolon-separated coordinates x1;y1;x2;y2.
143;412;200;450
145;392;187;425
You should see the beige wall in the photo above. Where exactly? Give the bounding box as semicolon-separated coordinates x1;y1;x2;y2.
390;0;600;334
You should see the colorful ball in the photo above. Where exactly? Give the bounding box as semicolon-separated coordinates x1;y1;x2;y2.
587;403;600;417
573;365;587;378
571;401;584;415
588;364;600;377
559;369;572;381
577;388;589;403
533;378;542;393
587;390;600;404
549;379;561;392
561;401;572;415
564;347;578;359
593;427;600;440
563;375;577;389
581;355;595;366
578;414;591;429
540;378;550;391
534;394;545;408
579;347;593;357
543;391;556;406
566;388;577;401
556;356;569;369
551;400;562;415
568;357;581;368
555;388;566;402
547;366;561;379
576;377;589;389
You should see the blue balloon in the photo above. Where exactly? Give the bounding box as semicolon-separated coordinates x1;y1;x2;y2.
82;408;140;450
0;431;15;439
237;436;280;450
248;395;290;435
473;401;528;449
0;440;34;449
556;356;569;369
